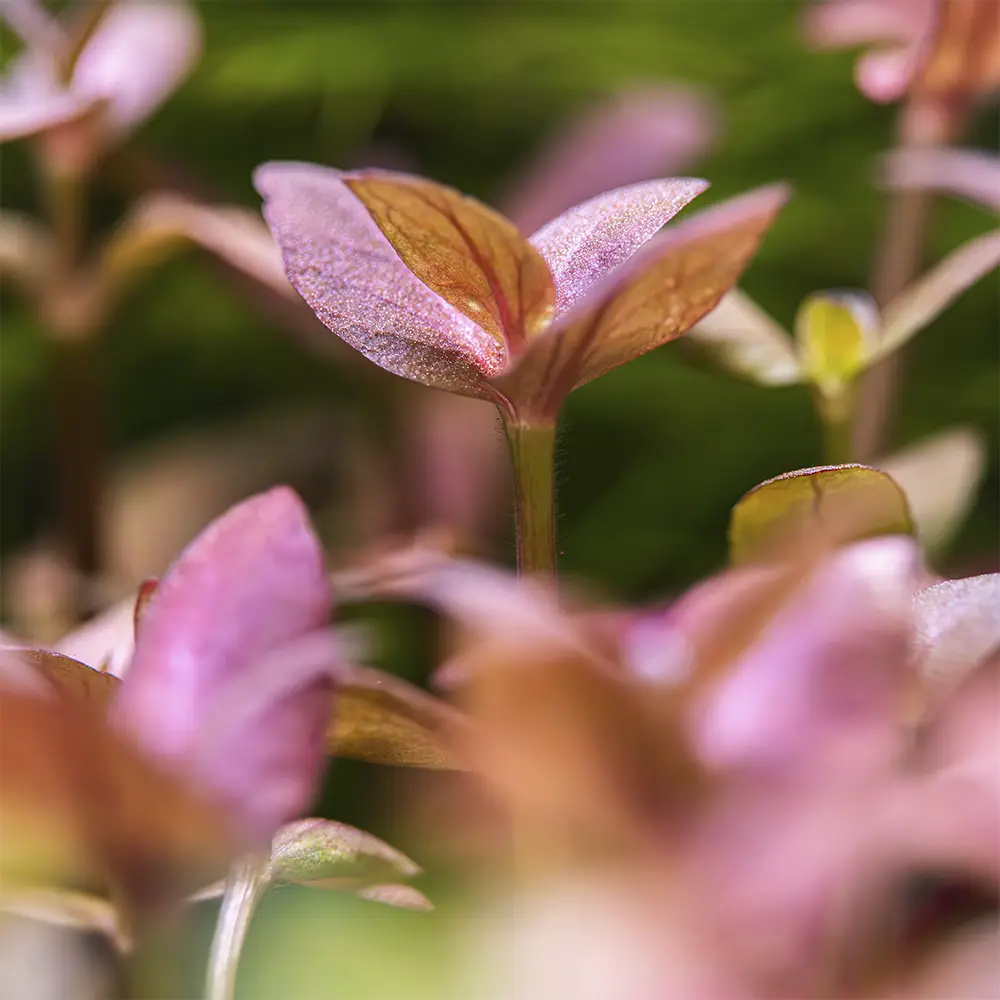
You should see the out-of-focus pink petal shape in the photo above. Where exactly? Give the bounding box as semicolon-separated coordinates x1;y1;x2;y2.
877;427;985;554
1;0;65;54
672;541;923;996
70;0;201;136
887;652;1000;884
503;85;717;236
254;161;505;399
184;629;340;842
401;389;505;545
0;72;87;143
802;0;934;103
913;574;1000;687
618;564;779;684
856;45;926;102
881;147;1000;214
693;536;921;776
101;192;293;302
111;487;336;841
802;0;929;48
501;184;788;419
529;178;709;317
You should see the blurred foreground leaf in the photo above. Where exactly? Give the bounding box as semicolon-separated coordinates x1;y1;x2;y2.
327;666;465;770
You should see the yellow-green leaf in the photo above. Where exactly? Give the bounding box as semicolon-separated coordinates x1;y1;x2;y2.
794;291;878;389
327;666;464;769
268;818;421;887
344;172;556;350
729;464;914;566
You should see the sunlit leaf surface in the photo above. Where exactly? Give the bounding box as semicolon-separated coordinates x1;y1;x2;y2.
345;172;556;349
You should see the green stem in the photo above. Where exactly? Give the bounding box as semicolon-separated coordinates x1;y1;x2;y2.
204;854;269;1000
502;418;556;577
817;384;856;466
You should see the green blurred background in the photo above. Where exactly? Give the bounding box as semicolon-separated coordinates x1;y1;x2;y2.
2;2;998;994
3;0;997;595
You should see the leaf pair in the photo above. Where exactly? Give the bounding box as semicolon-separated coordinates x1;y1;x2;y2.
684;229;1000;394
255;164;788;422
0;1;201;159
193;818;431;913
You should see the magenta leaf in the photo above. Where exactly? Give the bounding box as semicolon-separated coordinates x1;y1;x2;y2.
529;178;709;317
503;85;717;235
501;184;789;419
913;573;1000;687
254;162;505;399
111;487;336;842
692;537;920;776
70;0;201;136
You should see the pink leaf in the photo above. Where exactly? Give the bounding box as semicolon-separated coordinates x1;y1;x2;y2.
529;178;709;317
70;0;201;136
692;537;921;776
881;146;1000;214
254;162;504;398
501;184;788;420
503;85;717;235
111;487;336;841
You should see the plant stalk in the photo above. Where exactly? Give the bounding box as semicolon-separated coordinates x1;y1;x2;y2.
204;854;269;1000
852;93;962;461
816;384;857;466
852;185;931;461
43;163;106;622
502;418;556;577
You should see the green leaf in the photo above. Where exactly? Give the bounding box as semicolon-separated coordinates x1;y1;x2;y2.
729;464;914;566
268;819;421;888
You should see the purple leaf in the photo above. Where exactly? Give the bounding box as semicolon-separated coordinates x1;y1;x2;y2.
692;537;920;777
111;487;336;842
0;1;200;151
529;178;709;317
801;0;932;103
913;573;1000;687
881;146;1000;214
69;0;201;136
503;85;717;235
501;184;789;420
254;162;505;399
